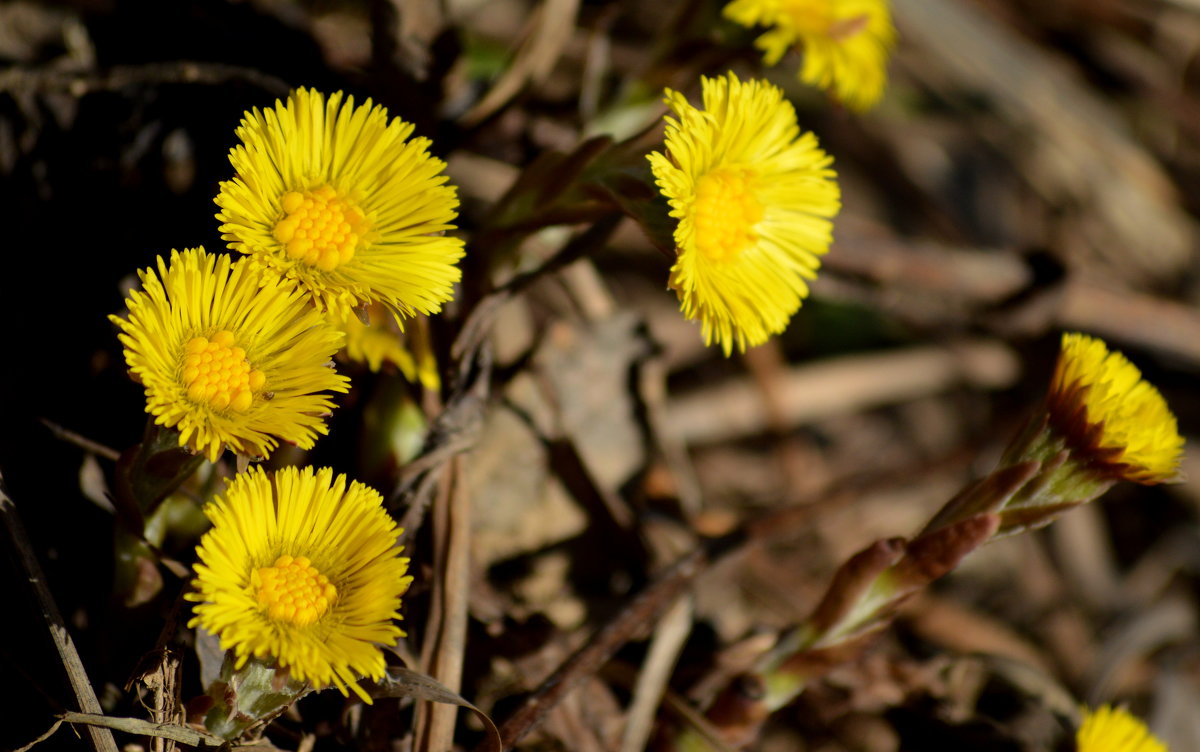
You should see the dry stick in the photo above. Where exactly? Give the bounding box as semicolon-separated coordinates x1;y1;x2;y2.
619;595;694;752
603;663;739;752
39;419;120;461
58;712;227;749
474;541;721;752
0;473;119;752
0;61;290;96
666;339;1018;445
1059;280;1200;368
416;458;472;752
14;720;65;752
126;593;192;752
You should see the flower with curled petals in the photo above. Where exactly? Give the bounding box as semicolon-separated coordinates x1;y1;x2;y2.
927;332;1187;538
1047;332;1183;484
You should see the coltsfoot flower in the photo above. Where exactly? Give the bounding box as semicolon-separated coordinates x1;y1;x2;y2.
187;465;413;701
1047;332;1184;484
215;88;465;322
1077;705;1167;752
920;333;1184;537
111;248;348;462
929;332;1187;537
723;0;896;111
648;72;841;354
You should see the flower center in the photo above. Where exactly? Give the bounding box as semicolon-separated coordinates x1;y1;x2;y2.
182;330;264;412
692;169;764;263
272;186;368;272
253;555;338;627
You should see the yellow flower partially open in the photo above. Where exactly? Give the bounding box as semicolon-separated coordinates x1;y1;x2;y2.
648;72;841;354
216;88;465;322
1048;333;1183;484
724;0;896;111
187;466;413;701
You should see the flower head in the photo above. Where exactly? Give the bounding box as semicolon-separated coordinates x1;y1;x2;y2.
648;72;840;354
215;88;465;322
187;466;412;701
110;248;348;463
1077;705;1167;752
723;0;896;111
1047;333;1183;484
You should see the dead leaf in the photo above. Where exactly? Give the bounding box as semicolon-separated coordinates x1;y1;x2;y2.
368;667;502;752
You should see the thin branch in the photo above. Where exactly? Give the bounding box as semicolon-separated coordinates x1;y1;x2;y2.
416;458;472;752
14;719;64;752
0;473;118;752
59;712;229;749
619;596;693;752
0;61;290;97
39;419;120;462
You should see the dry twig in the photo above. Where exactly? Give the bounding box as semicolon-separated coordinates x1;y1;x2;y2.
0;473;118;752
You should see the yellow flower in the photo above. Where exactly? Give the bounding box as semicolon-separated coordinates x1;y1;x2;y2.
1077;705;1168;752
723;0;896;111
1048;333;1183;484
110;248;348;463
187;466;412;701
215;88;465;322
648;72;840;355
337;304;440;390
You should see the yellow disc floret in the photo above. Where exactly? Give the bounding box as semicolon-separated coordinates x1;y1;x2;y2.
182;330;265;413
253;555;338;627
273;186;368;272
1050;333;1184;483
692;169;764;263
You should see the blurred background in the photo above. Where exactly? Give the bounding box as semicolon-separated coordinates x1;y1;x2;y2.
2;0;1199;750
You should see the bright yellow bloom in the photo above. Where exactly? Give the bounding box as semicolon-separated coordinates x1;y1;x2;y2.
337;304;440;390
648;72;840;355
1048;333;1183;484
1077;705;1168;752
187;466;413;701
111;248;348;463
724;0;896;111
215;88;465;322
